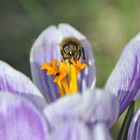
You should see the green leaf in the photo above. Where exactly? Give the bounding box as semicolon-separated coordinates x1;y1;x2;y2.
117;101;135;140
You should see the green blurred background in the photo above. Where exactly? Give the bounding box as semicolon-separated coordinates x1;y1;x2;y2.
0;0;140;139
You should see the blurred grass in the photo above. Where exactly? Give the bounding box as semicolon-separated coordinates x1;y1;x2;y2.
0;0;140;139
19;0;50;28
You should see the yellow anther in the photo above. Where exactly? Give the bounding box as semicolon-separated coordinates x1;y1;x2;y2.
40;59;58;75
53;62;68;82
57;81;65;96
71;59;87;74
61;78;70;94
69;65;78;93
41;58;87;97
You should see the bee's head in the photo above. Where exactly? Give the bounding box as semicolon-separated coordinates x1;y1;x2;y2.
63;41;78;57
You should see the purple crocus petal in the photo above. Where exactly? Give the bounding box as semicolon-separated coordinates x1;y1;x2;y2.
0;92;48;140
0;61;47;110
30;26;63;103
80;89;119;127
50;121;91;140
92;123;113;140
43;94;82;129
128;108;140;140
44;89;119;128
105;33;140;116
58;23;86;40
59;23;96;92
134;89;140;99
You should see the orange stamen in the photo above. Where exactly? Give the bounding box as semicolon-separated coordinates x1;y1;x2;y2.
69;65;78;93
71;59;87;74
41;58;87;96
57;82;65;96
40;59;58;75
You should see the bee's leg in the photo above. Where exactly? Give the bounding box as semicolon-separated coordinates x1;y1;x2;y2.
62;56;72;64
73;57;77;63
81;47;86;63
61;50;65;61
69;59;73;64
61;50;63;56
76;50;81;60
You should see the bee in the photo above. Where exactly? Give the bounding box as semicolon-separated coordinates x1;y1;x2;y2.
60;37;86;63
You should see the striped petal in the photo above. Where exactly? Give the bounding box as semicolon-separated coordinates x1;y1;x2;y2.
105;33;140;116
58;23;86;40
0;92;48;140
30;24;96;103
30;26;62;103
92;123;113;140
134;88;140;99
128;108;140;140
44;89;119;128
50;121;91;140
80;89;119;127
0;61;47;110
43;94;81;129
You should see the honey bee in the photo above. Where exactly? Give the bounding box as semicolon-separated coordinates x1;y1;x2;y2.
60;37;86;63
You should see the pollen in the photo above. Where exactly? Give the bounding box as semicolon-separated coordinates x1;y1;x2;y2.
41;58;87;96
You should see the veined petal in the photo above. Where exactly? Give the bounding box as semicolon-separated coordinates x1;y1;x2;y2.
128;108;140;140
30;24;96;103
44;89;119;128
105;33;140;116
134;88;140;100
43;94;82;129
30;26;63;103
80;89;119;127
58;23;86;40
92;123;113;140
0;61;47;110
0;92;48;140
50;121;91;140
59;23;96;92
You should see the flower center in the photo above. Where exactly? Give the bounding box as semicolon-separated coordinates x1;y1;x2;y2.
40;58;87;96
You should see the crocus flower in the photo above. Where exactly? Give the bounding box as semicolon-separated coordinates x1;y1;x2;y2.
0;61;118;140
0;23;140;140
0;24;119;140
30;23;96;103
